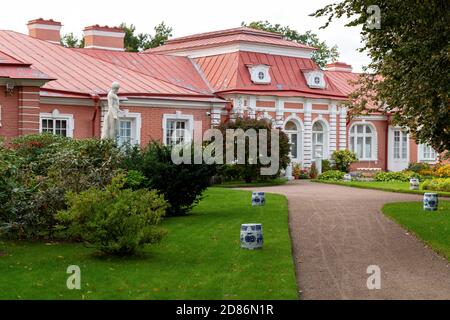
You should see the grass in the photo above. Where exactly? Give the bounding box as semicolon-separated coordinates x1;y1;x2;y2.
382;200;450;261
314;180;450;197
215;178;288;188
0;188;298;300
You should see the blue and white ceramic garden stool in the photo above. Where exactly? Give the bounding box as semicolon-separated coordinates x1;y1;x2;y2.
240;224;263;250
423;193;438;211
252;192;265;206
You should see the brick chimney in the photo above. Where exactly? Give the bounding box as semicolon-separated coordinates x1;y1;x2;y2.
325;62;353;72
83;25;125;51
27;18;62;44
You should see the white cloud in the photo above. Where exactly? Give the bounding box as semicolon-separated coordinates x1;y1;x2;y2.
1;0;371;71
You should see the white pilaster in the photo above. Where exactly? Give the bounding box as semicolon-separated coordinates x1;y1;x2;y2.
303;100;313;168
275;98;284;128
329;103;338;155
248;96;256;119
210;104;222;127
339;106;348;150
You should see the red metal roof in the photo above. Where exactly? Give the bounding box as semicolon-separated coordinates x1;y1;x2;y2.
146;27;316;54
324;70;360;96
195;51;347;99
0;30;209;97
76;48;213;95
0;50;53;80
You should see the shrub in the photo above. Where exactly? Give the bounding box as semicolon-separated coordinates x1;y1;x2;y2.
436;164;450;178
218;117;290;182
322;159;332;173
331;150;358;173
0;134;123;239
408;162;431;173
318;170;345;181
422;178;450;192
57;175;167;255
374;171;421;182
122;142;217;216
309;162;319;179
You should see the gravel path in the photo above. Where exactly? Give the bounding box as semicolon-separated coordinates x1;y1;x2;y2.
245;180;450;300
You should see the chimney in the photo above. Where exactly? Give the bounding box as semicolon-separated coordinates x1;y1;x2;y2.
27;18;62;44
83;25;125;51
325;62;353;72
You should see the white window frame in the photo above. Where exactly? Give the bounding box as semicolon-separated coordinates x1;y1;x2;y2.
39;109;74;138
247;64;271;84
418;144;438;163
349;122;377;161
117;109;141;146
283;116;304;162
162;111;194;146
312;118;330;160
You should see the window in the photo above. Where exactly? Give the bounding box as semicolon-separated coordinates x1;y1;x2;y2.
118;120;132;145
247;65;271;84
419;144;438;162
166;119;188;146
312;122;324;158
393;130;408;159
40;110;73;137
284;120;301;160
349;124;376;160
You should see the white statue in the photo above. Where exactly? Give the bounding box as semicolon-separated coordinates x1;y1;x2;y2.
101;82;121;140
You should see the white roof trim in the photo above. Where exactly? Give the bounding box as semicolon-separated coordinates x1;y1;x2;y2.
83;30;125;38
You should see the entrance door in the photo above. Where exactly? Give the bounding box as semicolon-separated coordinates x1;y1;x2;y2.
388;127;409;171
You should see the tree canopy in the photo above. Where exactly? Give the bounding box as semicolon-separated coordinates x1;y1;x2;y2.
242;21;339;68
312;0;450;154
120;22;172;52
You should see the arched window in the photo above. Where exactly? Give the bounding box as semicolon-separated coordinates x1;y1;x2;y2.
312;121;324;159
284;120;301;160
349;123;376;160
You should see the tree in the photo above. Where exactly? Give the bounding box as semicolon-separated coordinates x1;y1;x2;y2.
60;33;84;48
120;22;173;52
312;0;450;154
242;21;339;68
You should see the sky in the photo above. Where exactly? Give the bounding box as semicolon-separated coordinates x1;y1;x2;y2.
0;0;371;72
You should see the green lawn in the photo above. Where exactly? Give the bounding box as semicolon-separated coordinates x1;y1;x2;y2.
314;180;450;197
383;200;450;261
0;188;298;300
215;178;288;188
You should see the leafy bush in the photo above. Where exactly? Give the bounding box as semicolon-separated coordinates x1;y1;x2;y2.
57;175;167;255
122;142;217;216
0;134;123;239
218;117;290;183
374;171;421;182
436;164;450;178
331;150;358;173
322;159;332;173
422;178;450;192
318;170;345;181
408;162;431;173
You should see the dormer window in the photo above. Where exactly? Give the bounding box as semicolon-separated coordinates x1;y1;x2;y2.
303;70;326;89
248;64;271;84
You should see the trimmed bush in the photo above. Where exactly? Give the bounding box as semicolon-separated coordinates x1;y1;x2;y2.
374;171;421;182
436;164;450;178
408;162;431;173
322;159;332;173
422;178;450;192
122;142;217;216
57;175;167;255
331;150;358;173
318;170;345;181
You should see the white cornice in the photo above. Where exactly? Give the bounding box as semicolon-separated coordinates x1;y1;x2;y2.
167;42;313;59
28;24;61;31
84;45;125;51
83;30;125;38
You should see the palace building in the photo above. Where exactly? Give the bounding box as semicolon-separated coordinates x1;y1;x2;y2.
0;19;439;172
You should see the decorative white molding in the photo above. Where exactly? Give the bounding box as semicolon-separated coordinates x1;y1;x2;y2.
83;30;125;38
349;121;378;161
247;65;271;84
338;107;348;150
248;96;257;119
303;100;313;167
329;104;338;154
28;24;61;31
39;109;75;138
275;98;285;128
303;70;326;89
84;45;125;52
162;111;194;146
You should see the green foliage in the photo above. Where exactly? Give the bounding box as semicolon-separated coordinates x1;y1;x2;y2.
313;1;450;153
57;174;167;255
322;159;332;173
374;171;421;182
331;150;358;172
121;142;217;216
436;164;450;178
120;22;173;52
309;163;318;179
0;134;123;239
60;33;84;48
242;20;339;68
318;170;345;181
422;178;450;192
218;117;290;183
408;162;431;173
